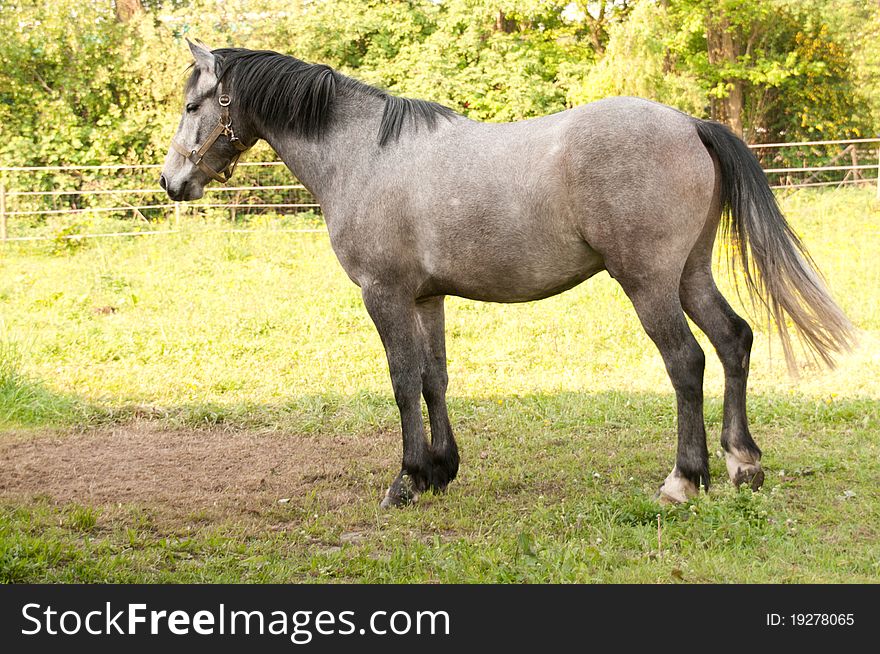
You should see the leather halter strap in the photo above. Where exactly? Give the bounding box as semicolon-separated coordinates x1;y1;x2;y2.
171;89;249;184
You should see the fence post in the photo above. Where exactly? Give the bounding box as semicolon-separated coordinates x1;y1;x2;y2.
876;144;880;200
174;201;181;230
0;184;7;242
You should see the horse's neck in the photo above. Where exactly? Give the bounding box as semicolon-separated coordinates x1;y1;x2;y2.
260;89;383;211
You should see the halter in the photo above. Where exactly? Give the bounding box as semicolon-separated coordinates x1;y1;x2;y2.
171;85;249;183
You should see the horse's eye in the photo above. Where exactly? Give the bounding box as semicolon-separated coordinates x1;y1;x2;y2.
186;103;200;113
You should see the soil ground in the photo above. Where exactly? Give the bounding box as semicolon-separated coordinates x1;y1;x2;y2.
0;423;397;521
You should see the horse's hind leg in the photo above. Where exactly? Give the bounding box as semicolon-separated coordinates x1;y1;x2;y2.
680;263;764;490
617;275;709;503
415;296;460;490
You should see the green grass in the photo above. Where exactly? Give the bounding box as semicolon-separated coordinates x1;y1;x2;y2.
0;187;878;582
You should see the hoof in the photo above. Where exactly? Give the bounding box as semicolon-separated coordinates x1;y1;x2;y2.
429;444;459;492
655;468;698;505
379;472;419;509
379;452;459;509
726;451;764;491
732;465;764;491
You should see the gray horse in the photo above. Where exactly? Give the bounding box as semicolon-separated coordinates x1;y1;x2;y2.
160;42;853;507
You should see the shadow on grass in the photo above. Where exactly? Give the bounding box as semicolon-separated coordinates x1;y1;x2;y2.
0;341;96;428
1;345;877;437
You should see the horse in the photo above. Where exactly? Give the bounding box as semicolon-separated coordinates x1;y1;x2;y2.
160;41;853;507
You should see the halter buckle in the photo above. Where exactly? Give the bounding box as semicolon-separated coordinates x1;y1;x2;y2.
171;86;249;184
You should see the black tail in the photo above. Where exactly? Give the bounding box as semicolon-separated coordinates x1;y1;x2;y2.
694;119;854;372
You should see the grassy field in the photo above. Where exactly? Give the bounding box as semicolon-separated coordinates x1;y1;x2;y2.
0;188;878;583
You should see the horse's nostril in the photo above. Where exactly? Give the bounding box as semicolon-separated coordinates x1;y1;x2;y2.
159;174;167;190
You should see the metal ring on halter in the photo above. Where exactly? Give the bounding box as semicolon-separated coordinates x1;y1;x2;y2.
170;86;249;184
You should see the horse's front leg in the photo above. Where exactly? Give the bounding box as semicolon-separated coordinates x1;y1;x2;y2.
361;284;433;508
415;296;459;491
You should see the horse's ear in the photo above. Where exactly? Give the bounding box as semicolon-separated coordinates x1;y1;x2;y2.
187;38;216;71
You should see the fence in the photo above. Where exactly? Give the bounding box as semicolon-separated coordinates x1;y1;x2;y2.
0;138;878;243
0;160;320;242
751;137;880;191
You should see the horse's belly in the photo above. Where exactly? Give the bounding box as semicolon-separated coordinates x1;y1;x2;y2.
425;238;605;303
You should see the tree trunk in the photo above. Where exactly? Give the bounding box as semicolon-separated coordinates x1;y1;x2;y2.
576;1;608;55
494;10;516;33
115;0;144;23
706;12;745;137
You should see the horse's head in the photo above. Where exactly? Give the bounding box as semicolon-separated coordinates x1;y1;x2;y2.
160;41;252;201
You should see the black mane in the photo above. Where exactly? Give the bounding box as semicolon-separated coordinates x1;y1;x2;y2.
209;48;456;146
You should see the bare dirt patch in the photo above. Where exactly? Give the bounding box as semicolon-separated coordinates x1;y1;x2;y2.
0;423;396;519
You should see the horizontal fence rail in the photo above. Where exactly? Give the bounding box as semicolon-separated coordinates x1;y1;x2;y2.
747;137;880;148
751;138;880;192
0;161;289;172
0;137;878;243
5;184;307;197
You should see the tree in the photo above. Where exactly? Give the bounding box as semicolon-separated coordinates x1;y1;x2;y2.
0;0;875;178
560;0;705;116
668;0;869;142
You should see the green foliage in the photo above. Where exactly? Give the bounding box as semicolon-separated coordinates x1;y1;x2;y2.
0;0;184;221
0;0;877;193
853;10;880;131
665;0;871;143
50;223;87;254
0;0;182;167
560;0;706;116
382;1;578;121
